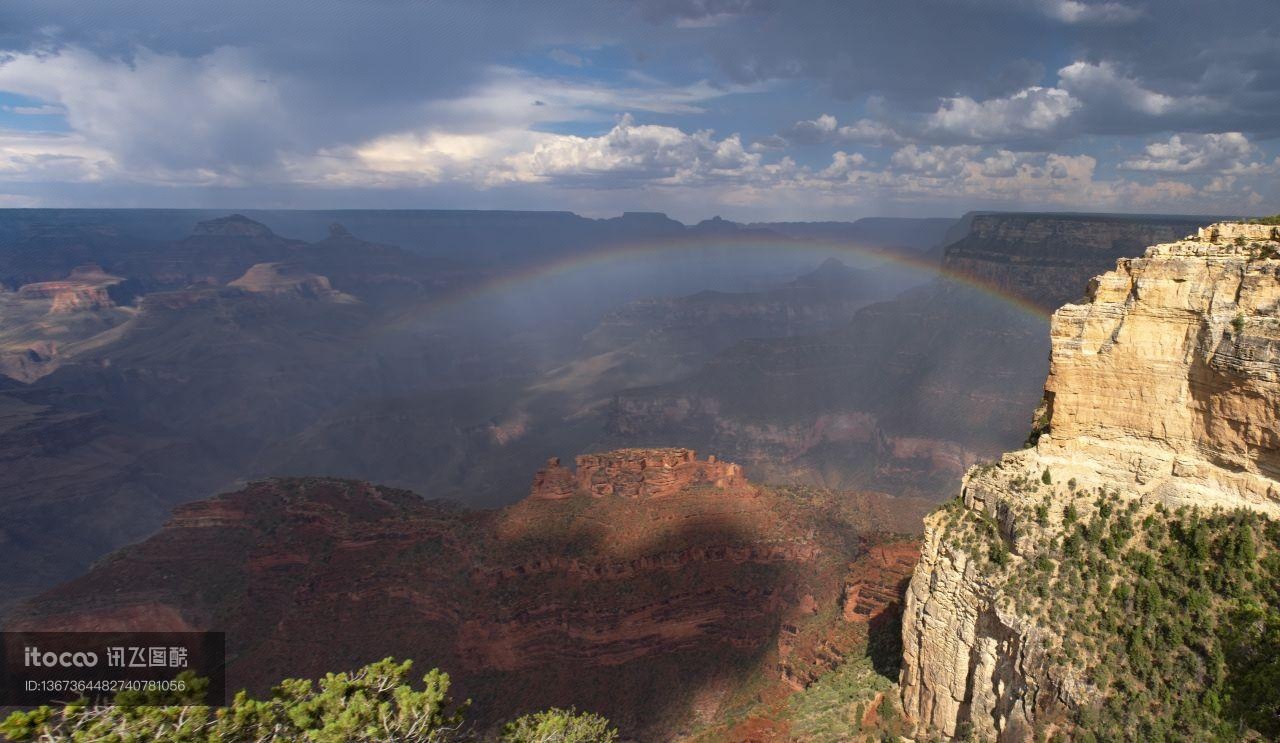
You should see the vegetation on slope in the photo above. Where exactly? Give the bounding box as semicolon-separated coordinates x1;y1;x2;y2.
940;483;1280;741
784;655;907;742
0;658;617;743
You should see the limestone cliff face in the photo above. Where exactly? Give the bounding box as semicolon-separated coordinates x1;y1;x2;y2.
900;223;1280;740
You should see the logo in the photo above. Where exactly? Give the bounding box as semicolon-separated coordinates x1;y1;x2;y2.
23;646;99;668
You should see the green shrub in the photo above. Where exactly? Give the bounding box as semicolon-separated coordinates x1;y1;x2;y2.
1;659;621;743
501;708;618;742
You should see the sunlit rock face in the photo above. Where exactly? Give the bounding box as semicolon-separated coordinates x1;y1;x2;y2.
900;224;1280;740
1043;230;1280;515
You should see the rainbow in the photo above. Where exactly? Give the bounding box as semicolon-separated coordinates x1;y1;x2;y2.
389;233;1052;329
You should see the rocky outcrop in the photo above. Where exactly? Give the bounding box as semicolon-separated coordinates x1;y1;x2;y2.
9;453;931;738
15;264;123;313
192;213;278;238
1;265;136;382
900;223;1280;740
1198;222;1280;241
228;262;357;302
530;448;744;500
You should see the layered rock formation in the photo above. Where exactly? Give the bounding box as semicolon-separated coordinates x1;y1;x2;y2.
529;448;743;500
900;223;1280;740
0;265;137;382
15;264;124;313
944;212;1214;310
228;262;357;302
9;453;930;738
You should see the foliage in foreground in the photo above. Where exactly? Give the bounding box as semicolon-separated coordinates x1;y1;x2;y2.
500;708;617;743
0;658;618;743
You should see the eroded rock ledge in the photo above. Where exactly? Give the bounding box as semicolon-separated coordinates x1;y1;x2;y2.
530;447;744;500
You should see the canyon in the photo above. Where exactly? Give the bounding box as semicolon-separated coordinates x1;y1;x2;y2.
6;449;930;739
0;209;1218;620
900;222;1280;740
606;213;1214;499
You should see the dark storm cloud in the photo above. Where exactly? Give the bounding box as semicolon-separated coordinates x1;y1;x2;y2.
658;0;1277;137
0;0;1276;216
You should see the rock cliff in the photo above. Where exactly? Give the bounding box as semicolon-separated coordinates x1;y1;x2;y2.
900;223;1280;740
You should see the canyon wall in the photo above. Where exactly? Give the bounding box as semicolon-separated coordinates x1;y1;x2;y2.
943;213;1213;310
900;223;1280;740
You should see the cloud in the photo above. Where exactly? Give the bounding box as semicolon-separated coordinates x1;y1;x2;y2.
927;86;1080;140
1037;0;1142;24
496;114;767;186
547;49;586;68
784;114;902;146
0;0;1276;218
1119;132;1278;174
890;145;982;176
0;129;110;182
0;46;287;179
3;103;65;115
295;114;780;191
0;45;756;189
635;0;776;26
815;150;868;180
1057;60;1207;116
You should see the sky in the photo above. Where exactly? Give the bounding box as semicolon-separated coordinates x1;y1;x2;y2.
0;0;1276;222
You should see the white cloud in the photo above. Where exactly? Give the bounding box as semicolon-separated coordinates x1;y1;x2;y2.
294;114;781;190
890;144;981;176
927;86;1080;140
1119;132;1277;174
785;114;902;145
496;114;767;186
0;130;112;182
0;46;287;179
815;150;868;180
1057;60;1207;116
0;46;758;190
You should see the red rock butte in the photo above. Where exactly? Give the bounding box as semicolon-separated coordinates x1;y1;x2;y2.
529;447;745;500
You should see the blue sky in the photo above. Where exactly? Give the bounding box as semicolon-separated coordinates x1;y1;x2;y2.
0;0;1276;221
